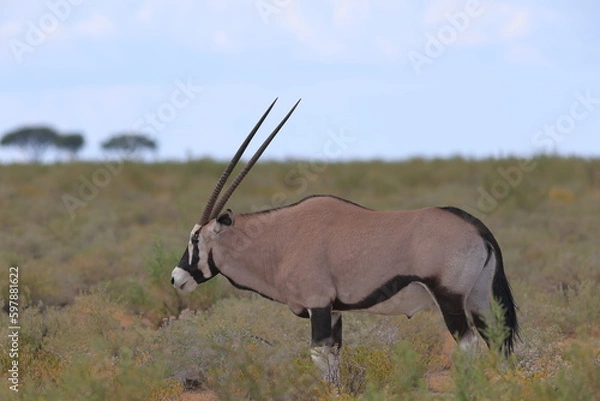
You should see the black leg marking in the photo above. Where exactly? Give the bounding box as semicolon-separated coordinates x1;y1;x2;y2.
310;307;342;388
331;312;342;349
439;299;470;340
440;307;470;340
310;307;333;347
472;312;490;347
294;308;310;319
424;279;470;340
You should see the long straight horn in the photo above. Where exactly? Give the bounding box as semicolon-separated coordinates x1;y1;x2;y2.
199;98;279;225
210;98;301;220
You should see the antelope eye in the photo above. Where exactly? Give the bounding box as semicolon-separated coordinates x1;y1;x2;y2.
191;232;199;245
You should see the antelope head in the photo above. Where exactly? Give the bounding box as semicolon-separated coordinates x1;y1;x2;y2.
171;98;301;292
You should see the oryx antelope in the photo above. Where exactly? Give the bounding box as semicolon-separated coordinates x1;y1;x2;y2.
170;98;519;387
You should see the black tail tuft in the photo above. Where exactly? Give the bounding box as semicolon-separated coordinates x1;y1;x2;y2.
478;221;519;355
491;244;519;354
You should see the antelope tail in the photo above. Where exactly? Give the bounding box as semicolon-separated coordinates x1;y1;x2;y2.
441;206;519;355
488;234;519;354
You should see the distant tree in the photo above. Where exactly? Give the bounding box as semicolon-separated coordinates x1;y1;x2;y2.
56;133;85;160
1;126;59;162
101;133;157;159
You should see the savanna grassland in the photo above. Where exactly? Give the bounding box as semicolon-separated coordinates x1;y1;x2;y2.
1;157;599;400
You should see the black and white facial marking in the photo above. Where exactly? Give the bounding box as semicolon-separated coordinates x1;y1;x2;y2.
171;223;219;292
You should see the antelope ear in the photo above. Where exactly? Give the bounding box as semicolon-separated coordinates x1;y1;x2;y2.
214;209;235;232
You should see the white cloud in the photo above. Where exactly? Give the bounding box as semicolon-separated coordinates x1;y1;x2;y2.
134;3;155;23
0;21;21;39
272;2;420;61
373;35;400;59
423;0;459;25
417;1;535;47
73;14;116;37
481;3;534;43
500;8;532;39
330;0;371;28
212;30;235;50
277;4;345;58
504;44;549;66
0;1;554;73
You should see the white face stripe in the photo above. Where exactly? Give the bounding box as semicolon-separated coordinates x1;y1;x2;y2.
198;248;213;279
186;223;216;280
188;223;202;266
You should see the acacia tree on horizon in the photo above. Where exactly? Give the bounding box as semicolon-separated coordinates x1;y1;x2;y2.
101;133;157;160
0;126;86;162
55;133;85;160
0;126;59;162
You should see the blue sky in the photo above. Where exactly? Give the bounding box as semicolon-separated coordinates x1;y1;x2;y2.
1;0;599;162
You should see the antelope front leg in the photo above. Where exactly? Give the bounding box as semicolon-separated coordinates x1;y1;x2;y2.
309;307;342;389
